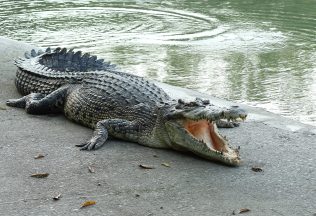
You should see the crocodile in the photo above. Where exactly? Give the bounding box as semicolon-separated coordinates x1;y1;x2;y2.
6;48;247;166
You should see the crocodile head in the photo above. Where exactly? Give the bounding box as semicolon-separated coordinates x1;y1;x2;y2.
162;98;247;166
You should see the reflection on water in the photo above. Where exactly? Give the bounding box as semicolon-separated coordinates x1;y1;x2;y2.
0;0;315;126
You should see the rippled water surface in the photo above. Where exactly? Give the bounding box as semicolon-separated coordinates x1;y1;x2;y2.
1;0;315;126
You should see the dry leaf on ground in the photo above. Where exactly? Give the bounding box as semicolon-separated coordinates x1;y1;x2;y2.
139;164;155;169
34;154;45;159
88;166;95;173
161;162;170;168
53;194;62;201
239;208;250;214
81;200;96;208
251;167;263;172
232;208;251;215
30;173;49;178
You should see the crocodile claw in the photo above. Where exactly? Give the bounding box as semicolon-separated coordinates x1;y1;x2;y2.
76;141;98;151
76;136;106;151
75;143;86;148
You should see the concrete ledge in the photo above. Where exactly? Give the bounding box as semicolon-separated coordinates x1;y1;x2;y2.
0;37;315;216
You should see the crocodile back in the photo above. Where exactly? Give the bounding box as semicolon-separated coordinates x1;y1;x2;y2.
64;73;171;129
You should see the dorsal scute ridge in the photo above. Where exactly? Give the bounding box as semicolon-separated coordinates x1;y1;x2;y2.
18;47;118;76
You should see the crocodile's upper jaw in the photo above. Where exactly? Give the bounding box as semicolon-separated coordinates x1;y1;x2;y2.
165;119;241;166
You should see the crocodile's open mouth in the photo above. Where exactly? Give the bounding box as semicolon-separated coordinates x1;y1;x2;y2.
184;120;230;153
179;119;240;165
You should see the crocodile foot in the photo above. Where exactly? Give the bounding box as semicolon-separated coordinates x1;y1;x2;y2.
76;135;107;151
6;93;45;109
76;120;109;150
6;98;27;108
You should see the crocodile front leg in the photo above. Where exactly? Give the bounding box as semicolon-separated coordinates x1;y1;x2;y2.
215;105;247;128
77;119;142;151
6;85;70;114
215;120;240;128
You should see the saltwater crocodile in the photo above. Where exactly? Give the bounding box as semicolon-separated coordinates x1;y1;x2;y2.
6;48;247;166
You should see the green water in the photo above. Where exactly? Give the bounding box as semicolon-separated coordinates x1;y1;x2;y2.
1;0;315;126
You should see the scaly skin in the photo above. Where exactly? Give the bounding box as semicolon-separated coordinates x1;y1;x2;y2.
7;48;247;166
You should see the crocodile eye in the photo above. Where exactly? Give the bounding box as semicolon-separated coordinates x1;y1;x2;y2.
178;99;185;104
202;99;210;105
175;104;182;109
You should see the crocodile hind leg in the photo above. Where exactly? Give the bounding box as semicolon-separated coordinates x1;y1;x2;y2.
6;93;45;109
6;85;70;114
77;119;142;150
